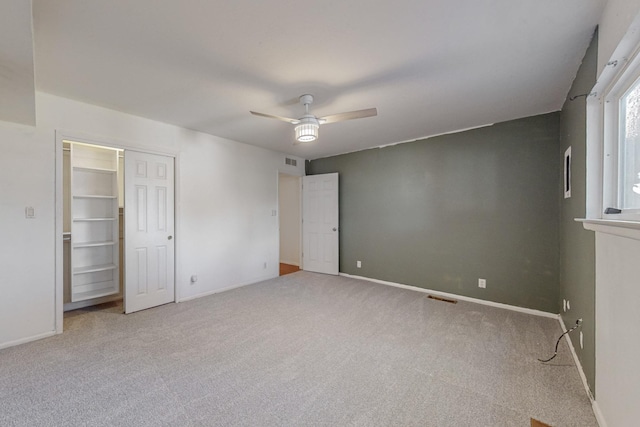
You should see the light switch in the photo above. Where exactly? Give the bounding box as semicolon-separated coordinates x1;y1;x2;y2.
25;206;35;219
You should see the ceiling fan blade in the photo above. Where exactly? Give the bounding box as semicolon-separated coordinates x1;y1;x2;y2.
250;111;300;124
318;108;377;124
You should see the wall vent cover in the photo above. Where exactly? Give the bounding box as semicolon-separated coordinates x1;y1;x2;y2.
285;157;297;167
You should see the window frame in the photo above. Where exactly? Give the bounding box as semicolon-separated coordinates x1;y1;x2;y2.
602;44;640;221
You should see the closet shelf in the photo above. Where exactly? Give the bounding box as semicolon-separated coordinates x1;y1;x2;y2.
73;166;117;173
73;195;117;199
72;288;119;302
73;241;117;248
69;143;120;304
73;263;117;275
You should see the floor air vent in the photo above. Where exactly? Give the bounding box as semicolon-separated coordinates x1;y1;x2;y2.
285;157;297;166
428;295;457;304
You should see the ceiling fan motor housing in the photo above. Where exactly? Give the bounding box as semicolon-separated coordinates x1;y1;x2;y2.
299;94;314;106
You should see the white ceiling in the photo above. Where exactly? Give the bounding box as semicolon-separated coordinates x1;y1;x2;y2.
31;0;604;159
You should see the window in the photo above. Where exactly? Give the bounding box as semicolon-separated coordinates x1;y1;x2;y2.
619;80;640;210
601;46;640;221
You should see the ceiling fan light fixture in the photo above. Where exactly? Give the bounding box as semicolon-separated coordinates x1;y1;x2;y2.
295;122;319;142
251;93;377;145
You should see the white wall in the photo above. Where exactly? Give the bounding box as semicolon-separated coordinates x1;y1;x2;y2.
589;227;640;427
178;133;302;300
0;92;304;349
278;174;301;266
0;123;56;347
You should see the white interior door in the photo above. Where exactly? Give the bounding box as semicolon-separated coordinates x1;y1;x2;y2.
302;173;339;275
124;151;175;313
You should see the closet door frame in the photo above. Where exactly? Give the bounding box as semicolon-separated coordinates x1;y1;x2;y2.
54;131;181;334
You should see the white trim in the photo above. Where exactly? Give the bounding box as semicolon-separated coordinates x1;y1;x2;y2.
339;273;558;319
588;12;640;223
177;274;277;303
558;316;604;427
299;175;304;270
601;46;640;221
312;122;495;160
578;218;640;240
55;134;64;334
0;331;57;350
173;152;182;303
375;123;496;150
559;316;594;400
277;171;280;271
592;401;609;427
586;94;604;218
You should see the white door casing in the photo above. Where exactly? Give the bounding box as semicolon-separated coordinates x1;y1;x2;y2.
124;151;175;313
302;173;339;275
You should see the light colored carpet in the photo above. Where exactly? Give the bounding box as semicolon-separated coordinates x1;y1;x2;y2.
0;272;597;426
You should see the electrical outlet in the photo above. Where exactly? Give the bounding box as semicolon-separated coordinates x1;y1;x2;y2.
478;278;486;288
563;299;567;312
580;331;584;349
356;261;362;268
263;262;267;269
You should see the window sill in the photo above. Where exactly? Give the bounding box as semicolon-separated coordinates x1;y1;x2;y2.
576;218;640;241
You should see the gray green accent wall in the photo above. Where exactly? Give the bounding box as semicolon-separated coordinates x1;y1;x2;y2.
559;30;597;394
308;113;560;312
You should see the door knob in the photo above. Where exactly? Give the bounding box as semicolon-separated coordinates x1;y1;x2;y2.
168;235;173;240
332;228;337;231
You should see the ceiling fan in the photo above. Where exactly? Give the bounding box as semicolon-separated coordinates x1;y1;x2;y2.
250;94;377;143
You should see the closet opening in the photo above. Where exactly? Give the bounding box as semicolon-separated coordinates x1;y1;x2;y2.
63;141;124;312
278;172;302;276
57;135;177;328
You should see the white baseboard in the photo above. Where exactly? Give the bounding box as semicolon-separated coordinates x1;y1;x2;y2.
177;274;277;303
592;401;608;427
558;316;605;426
339;273;558;319
558;316;594;400
0;331;57;350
